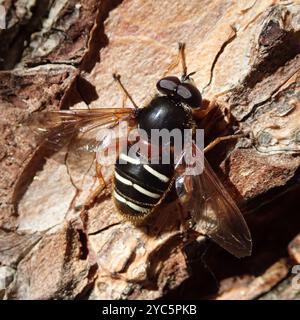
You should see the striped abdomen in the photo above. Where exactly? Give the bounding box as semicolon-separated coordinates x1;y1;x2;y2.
113;149;174;221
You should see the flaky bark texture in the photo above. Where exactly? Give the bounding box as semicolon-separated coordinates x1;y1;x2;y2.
0;0;300;299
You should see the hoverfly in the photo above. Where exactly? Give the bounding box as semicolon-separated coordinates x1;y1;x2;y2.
28;43;252;258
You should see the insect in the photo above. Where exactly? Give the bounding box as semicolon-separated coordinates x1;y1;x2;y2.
28;43;252;258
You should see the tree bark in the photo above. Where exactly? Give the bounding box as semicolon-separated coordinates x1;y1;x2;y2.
0;0;300;299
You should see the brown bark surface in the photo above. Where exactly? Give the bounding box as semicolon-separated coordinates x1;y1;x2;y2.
0;0;300;299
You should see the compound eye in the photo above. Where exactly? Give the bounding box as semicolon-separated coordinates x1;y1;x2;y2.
156;76;181;95
176;83;202;108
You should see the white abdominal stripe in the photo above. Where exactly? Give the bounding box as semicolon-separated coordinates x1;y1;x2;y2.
114;171;161;199
119;153;170;183
114;153;172;214
119;153;141;165
113;190;151;214
143;164;169;183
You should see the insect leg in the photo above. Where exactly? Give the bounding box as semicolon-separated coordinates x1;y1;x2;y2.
113;73;139;109
175;200;193;233
83;141;126;209
84;123;129;209
83;182;108;209
204;134;244;153
96;162;110;189
192;97;220;120
193;88;235;120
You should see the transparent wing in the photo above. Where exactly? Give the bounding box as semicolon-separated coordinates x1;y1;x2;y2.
175;142;252;258
27;108;134;189
66;120;131;189
28;108;134;150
